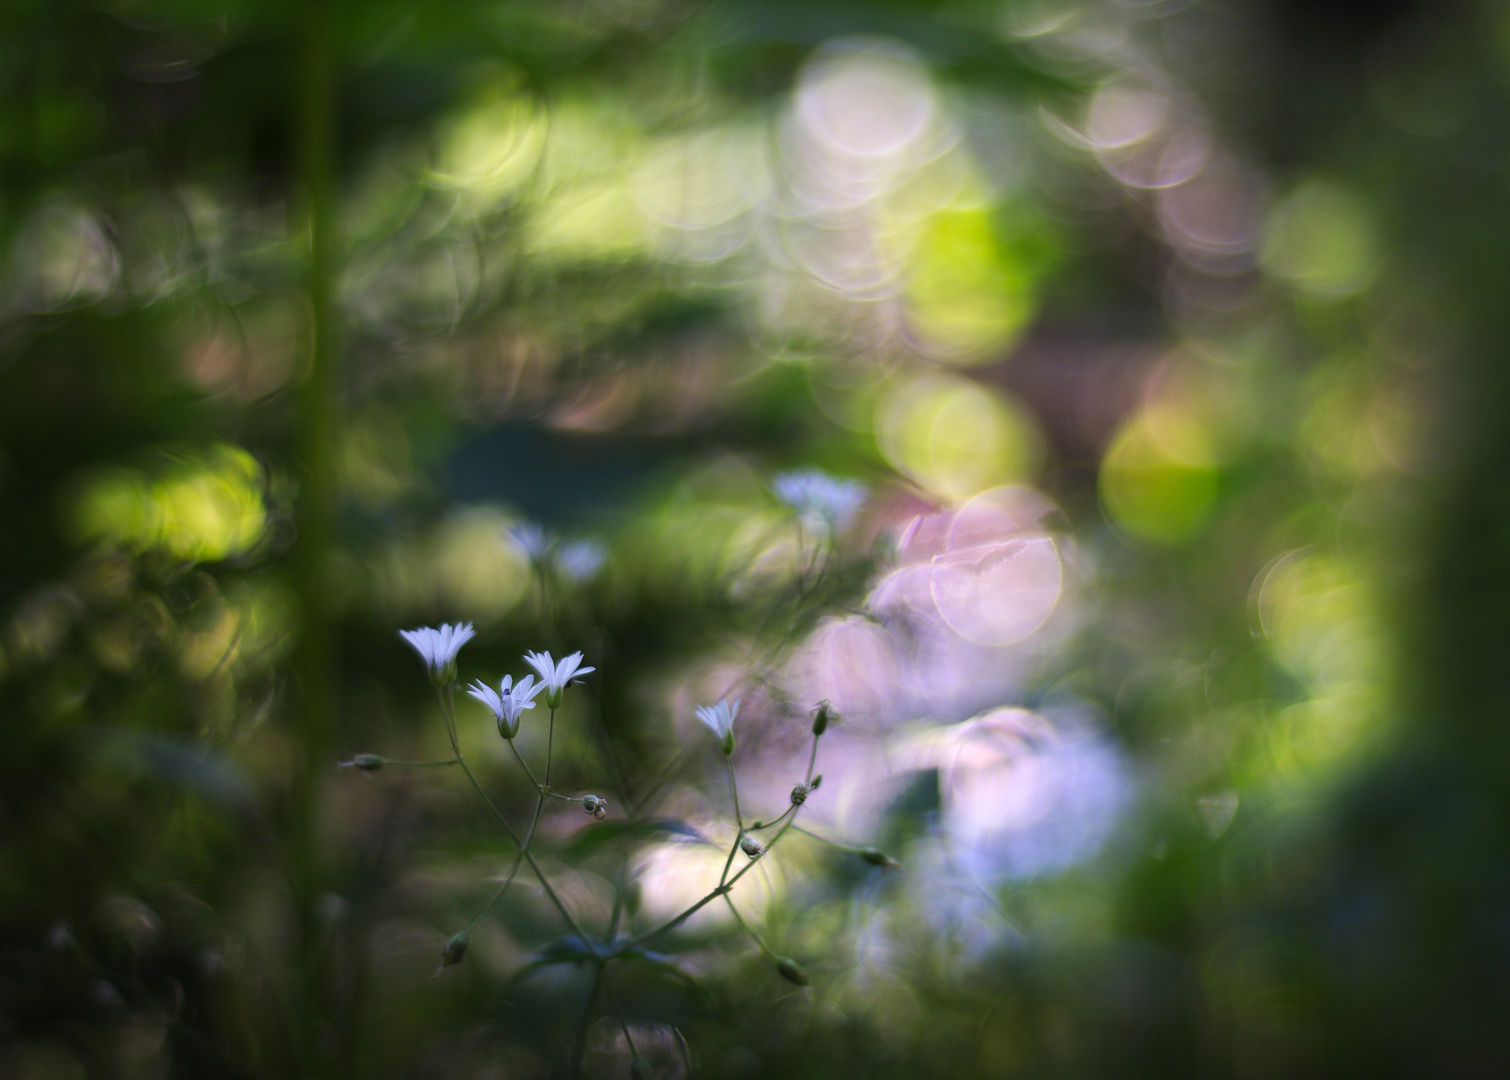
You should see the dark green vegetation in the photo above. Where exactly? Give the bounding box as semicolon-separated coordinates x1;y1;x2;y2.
2;0;1507;1076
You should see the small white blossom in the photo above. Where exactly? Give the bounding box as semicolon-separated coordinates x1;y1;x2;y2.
771;469;866;531
557;539;608;583
523;649;596;708
694;697;739;754
399;623;475;681
467;674;544;739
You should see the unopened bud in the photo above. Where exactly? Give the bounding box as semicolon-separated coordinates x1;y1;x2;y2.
740;835;765;859
583;794;608;820
441;930;470;968
809;774;822;790
347;754;384;773
630;1055;652;1080
811;700;832;737
860;847;900;871
775;956;810;985
790;782;810;806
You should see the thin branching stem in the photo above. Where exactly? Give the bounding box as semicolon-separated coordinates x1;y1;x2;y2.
439;685;589;942
570;962;606;1079
604;964;638;1058
723;894;777;959
629;736;820;950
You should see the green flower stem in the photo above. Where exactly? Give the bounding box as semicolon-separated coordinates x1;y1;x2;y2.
604;964;638;1057
545;706;556;788
717;831;742;889
749;805;797;833
790;824;862;853
437;685;589;943
570;962;606;1079
385;759;458;768
723;893;778;959
724;755;744;831
507;738;543;788
630;736;821;949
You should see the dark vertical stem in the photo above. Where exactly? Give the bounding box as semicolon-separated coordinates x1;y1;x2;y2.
292;0;339;1074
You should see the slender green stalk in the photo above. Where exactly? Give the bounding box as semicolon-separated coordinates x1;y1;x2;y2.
545;706;556;787
628;736;819;950
604;965;638;1057
570;962;606;1079
439;686;589;942
507;738;542;788
723;894;777;959
724;755;744;831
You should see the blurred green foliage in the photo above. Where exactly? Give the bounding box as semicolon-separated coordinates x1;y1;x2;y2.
3;0;1509;1077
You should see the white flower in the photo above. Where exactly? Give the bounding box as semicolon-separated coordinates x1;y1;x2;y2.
467;673;544;739
399;623;475;681
523;649;596;708
771;469;866;531
695;697;739;754
557;539;608;583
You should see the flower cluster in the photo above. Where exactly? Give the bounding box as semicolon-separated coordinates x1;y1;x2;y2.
771;468;866;532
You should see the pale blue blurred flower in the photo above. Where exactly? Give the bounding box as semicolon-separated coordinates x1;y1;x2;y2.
508;522;554;562
467;673;544;739
524;649;596;708
772;469;866;531
557;539;608;582
399;623;475;680
695;697;739;754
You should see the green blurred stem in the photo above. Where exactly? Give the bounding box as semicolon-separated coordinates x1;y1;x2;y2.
723;894;778;959
570;963;605;1079
604;965;638;1057
384;759;458;768
292;0;338;1072
790;824;861;853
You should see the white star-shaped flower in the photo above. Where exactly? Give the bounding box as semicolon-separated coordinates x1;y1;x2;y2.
399;623;475;682
467;673;544;739
695;698;739;754
523;649;596;709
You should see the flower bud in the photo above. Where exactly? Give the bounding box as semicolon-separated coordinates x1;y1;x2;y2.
740;835;765;859
497;714;519;740
809;774;822;790
441;930;470;968
775;956;810;985
583;794;608;820
860;847;901;871
720;730;735;756
790;782;810;806
811;700;832;737
351;754;385;772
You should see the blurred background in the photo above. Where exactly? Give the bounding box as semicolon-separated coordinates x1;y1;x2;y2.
3;0;1509;1076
